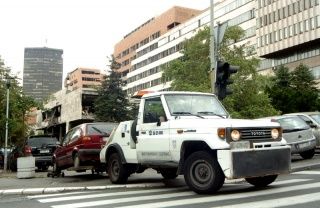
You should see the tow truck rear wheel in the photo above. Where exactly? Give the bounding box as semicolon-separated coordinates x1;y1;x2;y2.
184;151;225;194
245;175;278;187
107;153;128;184
160;168;178;179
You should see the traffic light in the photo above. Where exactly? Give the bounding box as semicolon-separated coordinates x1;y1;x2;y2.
216;61;239;100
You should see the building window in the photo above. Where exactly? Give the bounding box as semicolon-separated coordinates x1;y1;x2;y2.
289;25;293;37
305;19;309;31
310;17;315;29
317;16;320;28
299;22;303;33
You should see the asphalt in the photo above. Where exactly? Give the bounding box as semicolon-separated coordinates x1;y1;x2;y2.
0;154;319;195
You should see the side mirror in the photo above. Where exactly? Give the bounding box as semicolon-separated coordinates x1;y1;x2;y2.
309;123;317;128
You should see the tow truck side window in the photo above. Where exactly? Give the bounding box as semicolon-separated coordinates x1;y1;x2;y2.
143;97;166;123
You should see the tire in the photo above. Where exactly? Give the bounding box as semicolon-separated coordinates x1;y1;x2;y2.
107;153;128;184
160;168;178;179
184;151;225;194
245;175;278;187
300;148;315;159
52;159;61;175
73;153;80;169
130;119;138;143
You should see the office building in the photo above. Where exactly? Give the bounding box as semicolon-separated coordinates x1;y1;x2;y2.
23;47;63;102
64;67;104;91
113;6;202;91
118;0;320;96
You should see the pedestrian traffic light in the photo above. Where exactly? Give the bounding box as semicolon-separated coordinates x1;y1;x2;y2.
216;61;239;100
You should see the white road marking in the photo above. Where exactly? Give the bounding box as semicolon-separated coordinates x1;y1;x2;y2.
39;187;186;203
115;179;315;208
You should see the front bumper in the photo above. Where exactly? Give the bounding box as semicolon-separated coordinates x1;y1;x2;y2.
289;138;316;154
218;146;291;179
34;155;52;167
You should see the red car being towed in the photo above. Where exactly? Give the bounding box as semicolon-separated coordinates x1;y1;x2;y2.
53;122;118;174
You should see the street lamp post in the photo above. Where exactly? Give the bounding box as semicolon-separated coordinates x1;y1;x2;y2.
4;76;10;172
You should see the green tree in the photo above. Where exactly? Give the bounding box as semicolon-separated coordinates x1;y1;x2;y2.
219;26;279;118
94;56;131;122
162;27;211;92
162;26;278;118
0;56;39;146
267;64;320;113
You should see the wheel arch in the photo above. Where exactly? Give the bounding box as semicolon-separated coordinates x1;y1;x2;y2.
105;144;127;165
178;140;216;174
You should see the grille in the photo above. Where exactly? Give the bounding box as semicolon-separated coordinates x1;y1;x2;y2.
239;129;272;140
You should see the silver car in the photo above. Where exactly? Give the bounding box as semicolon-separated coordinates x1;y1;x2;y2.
285;112;320;146
259;115;316;159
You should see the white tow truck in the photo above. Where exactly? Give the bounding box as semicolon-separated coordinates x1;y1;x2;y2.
100;91;291;194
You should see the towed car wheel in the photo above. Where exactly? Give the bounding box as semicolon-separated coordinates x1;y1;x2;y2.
107;153;128;184
52;159;61;175
73;153;80;169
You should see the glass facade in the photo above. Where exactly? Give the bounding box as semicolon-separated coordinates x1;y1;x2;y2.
23;47;63;102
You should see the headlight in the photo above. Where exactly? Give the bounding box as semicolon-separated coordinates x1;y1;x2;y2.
231;129;241;141
271;128;280;139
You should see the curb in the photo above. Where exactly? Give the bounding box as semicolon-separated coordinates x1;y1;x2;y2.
1;163;319;196
0;183;166;196
290;163;320;173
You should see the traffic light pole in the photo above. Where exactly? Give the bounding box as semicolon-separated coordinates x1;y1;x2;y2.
209;0;216;94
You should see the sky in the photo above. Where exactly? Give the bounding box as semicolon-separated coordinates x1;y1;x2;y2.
0;0;209;80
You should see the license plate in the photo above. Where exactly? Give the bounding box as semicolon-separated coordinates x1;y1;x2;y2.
40;149;50;153
299;142;310;149
230;141;250;149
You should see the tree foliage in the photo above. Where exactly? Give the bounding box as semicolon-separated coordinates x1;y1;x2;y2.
0;56;39;146
94;56;132;122
162;26;278;119
162;27;211;92
219;26;279;118
267;64;320;113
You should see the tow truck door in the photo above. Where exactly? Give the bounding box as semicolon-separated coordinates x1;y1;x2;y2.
136;96;171;165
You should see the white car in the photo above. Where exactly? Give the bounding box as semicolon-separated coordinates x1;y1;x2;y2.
259;115;316;159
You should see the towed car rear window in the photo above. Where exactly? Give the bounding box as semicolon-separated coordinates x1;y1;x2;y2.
87;123;118;136
27;137;58;147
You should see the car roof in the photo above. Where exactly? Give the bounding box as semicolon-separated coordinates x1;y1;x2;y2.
258;115;299;120
28;135;56;139
142;91;216;99
285;112;320;116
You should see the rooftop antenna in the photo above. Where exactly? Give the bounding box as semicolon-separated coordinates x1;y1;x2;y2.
45;38;48;47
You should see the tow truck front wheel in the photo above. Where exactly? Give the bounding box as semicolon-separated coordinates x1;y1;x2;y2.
245;175;278;187
184;151;225;194
107;153;128;184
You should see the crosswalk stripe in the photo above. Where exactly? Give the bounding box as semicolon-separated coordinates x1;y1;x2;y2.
51;191;196;208
28;192;94;199
39;187;187;203
115;179;316;208
291;170;320;175
211;192;320;208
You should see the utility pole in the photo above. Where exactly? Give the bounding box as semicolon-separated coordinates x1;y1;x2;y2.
209;0;216;93
4;75;10;172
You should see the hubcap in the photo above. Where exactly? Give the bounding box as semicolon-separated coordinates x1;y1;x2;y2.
112;160;119;177
190;160;214;187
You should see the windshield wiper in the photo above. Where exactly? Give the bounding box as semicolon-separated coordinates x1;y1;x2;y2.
197;111;226;118
172;112;205;119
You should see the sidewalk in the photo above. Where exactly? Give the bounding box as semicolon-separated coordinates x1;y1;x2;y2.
1;155;319;195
